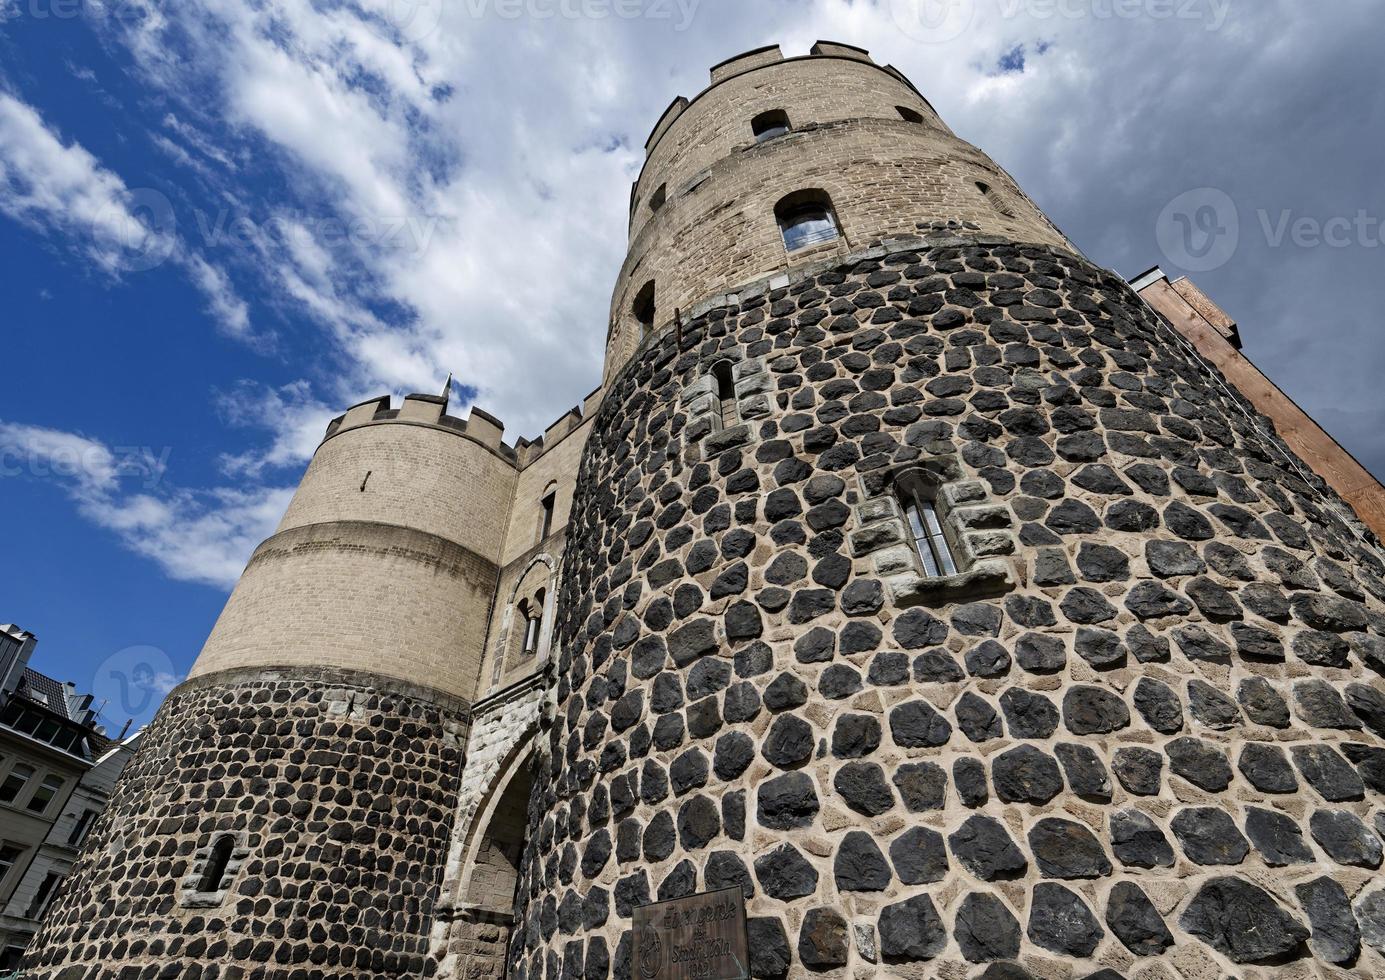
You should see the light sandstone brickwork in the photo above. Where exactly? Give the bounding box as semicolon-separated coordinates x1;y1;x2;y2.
606;44;1070;383
27;40;1385;980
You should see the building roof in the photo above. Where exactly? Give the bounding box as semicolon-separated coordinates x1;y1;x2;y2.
16;668;72;719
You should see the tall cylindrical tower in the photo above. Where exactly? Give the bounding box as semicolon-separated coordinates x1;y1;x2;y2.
26;393;519;978
517;43;1385;980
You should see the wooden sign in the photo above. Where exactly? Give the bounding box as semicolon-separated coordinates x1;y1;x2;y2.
631;886;749;980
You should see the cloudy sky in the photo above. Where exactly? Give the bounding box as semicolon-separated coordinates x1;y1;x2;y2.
1;0;1381;727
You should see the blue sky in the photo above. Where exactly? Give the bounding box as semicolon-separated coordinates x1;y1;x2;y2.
2;0;1383;733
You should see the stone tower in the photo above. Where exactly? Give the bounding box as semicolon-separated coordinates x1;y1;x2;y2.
30;41;1385;980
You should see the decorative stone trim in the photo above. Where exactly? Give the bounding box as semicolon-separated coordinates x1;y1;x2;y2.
851;458;1016;606
179;832;251;908
680;355;770;457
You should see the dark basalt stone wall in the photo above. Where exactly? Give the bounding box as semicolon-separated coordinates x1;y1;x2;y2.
25;668;465;980
514;236;1385;978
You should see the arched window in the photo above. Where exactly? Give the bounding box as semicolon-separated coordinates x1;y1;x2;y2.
897;106;925;124
898;475;958;578
539;490;556;541
524;589;546;655
198;836;235;893
649;184;667;213
632;281;656;338
775;190;840;252
751;110;791;143
976;180;1017;218
711;361;738;430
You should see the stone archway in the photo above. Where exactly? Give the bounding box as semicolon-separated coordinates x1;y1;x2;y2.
433;708;544;980
452;759;534;979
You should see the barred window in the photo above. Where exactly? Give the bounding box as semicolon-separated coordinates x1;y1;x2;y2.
902;486;958;578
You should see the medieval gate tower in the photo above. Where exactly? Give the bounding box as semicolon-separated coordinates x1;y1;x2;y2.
28;42;1385;980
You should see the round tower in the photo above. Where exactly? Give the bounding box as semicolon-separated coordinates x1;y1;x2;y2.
519;43;1385;980
25;393;520;978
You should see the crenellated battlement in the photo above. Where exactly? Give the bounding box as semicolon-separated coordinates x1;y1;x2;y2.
643;41;894;159
322;383;606;471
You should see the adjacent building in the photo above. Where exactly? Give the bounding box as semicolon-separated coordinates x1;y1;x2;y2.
0;624;140;972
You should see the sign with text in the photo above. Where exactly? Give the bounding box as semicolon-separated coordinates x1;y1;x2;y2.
631;886;749;980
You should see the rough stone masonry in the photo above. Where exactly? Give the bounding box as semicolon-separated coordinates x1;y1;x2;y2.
25;39;1385;980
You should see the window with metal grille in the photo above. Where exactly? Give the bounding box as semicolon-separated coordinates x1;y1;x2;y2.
751;109;791;142
904;492;958;579
712;361;738;430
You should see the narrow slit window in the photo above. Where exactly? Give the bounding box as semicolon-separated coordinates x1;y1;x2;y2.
976;181;1017;218
712;362;738;430
751;110;791;143
539;492;556;541
776;191;840;252
905;494;958;579
199;836;235;893
649;184;667;213
897;105;925;123
632;281;656;338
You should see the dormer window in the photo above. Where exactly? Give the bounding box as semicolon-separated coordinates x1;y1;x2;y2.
897;106;925;124
776;190;840;252
752;110;791;143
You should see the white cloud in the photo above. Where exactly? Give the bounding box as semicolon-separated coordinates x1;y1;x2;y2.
0;421;291;589
0;92;175;274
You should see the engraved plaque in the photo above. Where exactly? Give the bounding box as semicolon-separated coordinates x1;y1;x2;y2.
630;886;750;980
